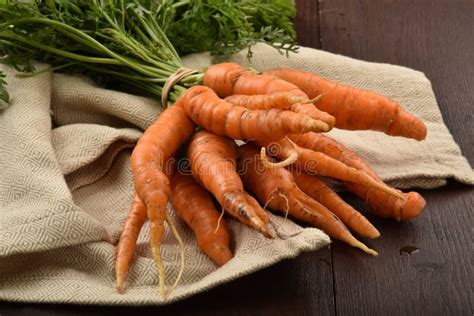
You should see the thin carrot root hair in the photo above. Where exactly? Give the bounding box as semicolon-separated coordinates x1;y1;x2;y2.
261;188;290;220
262;187;279;210
277;192;290;220
214;206;225;234
164;212;185;300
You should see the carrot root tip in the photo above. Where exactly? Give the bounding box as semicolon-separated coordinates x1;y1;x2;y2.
307;119;330;132
366;248;379;256
370;229;381;239
266;223;278;239
305;94;323;104
352;240;379;256
398;191;426;221
250;215;275;239
116;275;125;294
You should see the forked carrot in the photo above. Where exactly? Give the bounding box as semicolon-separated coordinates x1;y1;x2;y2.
203;63;335;127
263;67;427;140
171;172;233;266
129;105;195;298
187;130;274;238
290;133;426;220
115;159;178;293
116;157;182;296
238;144;377;255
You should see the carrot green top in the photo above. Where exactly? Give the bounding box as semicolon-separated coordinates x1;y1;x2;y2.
0;0;297;106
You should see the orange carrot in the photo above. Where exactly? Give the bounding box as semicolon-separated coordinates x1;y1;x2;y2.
187;130;274;238
178;85;329;141
263;68;427;140
238;144;377;255
256;137;404;200
116;194;147;294
225;92;322;110
292;172;380;239
290;133;426;220
116;157;178;295
130;105;195;298
170;172;233;266
203;63;335;127
224;92;309;110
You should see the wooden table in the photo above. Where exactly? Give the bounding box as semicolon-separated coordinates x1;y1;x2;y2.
1;1;472;314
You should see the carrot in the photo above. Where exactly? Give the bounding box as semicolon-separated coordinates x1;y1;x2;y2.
290;133;426;220
238;144;377;255
170;172;233;266
225;93;322;110
263;68;427;140
257;137;404;200
178;85;329;141
203;63;335;128
224;92;307;110
130;105;195;298
116;156;179;295
289;133;379;177
116;194;147;294
292;172;380;239
187;130;274;238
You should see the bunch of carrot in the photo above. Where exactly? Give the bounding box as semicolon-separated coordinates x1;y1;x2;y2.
116;63;427;298
0;1;427;301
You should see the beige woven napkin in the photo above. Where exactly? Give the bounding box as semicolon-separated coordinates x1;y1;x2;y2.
0;44;472;305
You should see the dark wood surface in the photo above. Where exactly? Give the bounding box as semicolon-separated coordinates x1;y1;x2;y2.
1;0;473;315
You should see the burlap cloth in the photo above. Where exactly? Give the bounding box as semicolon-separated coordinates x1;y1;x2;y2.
0;44;473;305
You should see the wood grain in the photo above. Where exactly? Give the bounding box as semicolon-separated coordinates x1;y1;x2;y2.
318;0;474;314
295;0;321;49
